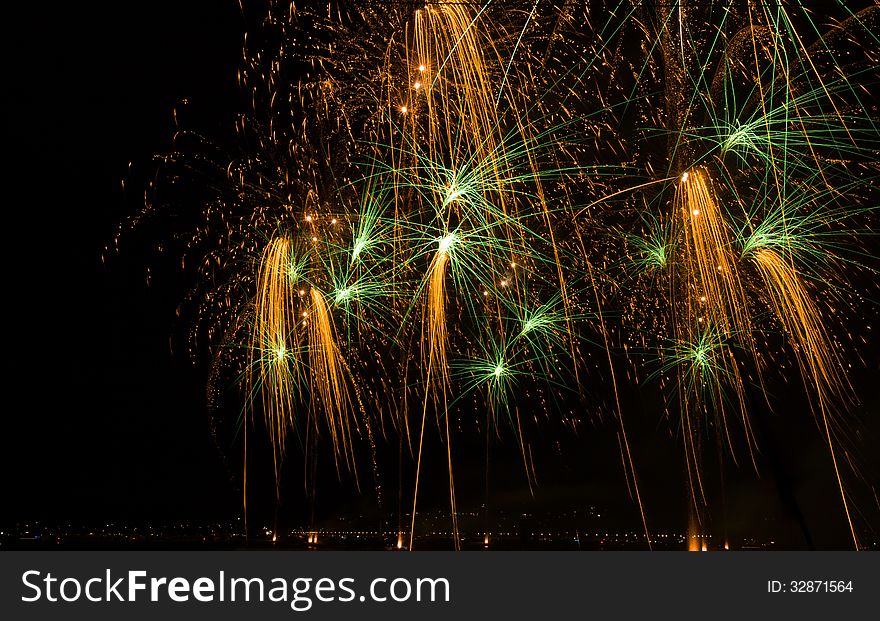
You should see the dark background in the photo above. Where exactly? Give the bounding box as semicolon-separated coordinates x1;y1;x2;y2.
4;0;245;525
3;1;878;548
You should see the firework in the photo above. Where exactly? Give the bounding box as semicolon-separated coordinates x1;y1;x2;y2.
123;0;880;549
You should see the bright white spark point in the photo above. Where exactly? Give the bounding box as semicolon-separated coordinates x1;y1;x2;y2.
692;209;700;216
493;365;504;378
312;236;318;242
500;280;508;287
483;291;488;296
331;218;337;224
305;215;312;222
302;312;308;318
335;288;351;303
276;346;286;360
299;289;305;296
413;82;421;90
699;296;706;302
352;238;366;259
401;105;408;114
418;64;425;72
511;261;516;267
681;171;690;182
438;232;456;254
442;178;466;207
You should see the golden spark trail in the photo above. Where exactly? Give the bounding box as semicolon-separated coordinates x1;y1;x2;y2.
677;170;753;342
751;247;858;548
425;249;451;393
249;236;300;489
672;169;759;502
409;4;503;169
308;287;359;478
752;249;848;406
411;247;460;549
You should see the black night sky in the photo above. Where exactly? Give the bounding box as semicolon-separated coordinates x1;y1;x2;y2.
4;1;879;549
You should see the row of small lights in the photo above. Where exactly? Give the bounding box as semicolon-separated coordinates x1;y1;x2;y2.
286;530;693;539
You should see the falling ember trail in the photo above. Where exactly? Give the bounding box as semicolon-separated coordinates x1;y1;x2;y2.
673;169;759;478
677;169;752;341
249;236;299;489
411;248;460;550
308;287;358;478
751;249;848;407
751;248;858;549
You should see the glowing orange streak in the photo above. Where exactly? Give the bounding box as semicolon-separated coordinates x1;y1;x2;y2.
412;4;502;166
669;170;764;518
679;171;752;340
752;248;858;549
411;249;459;550
249;237;300;491
308;287;359;479
425;251;451;390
